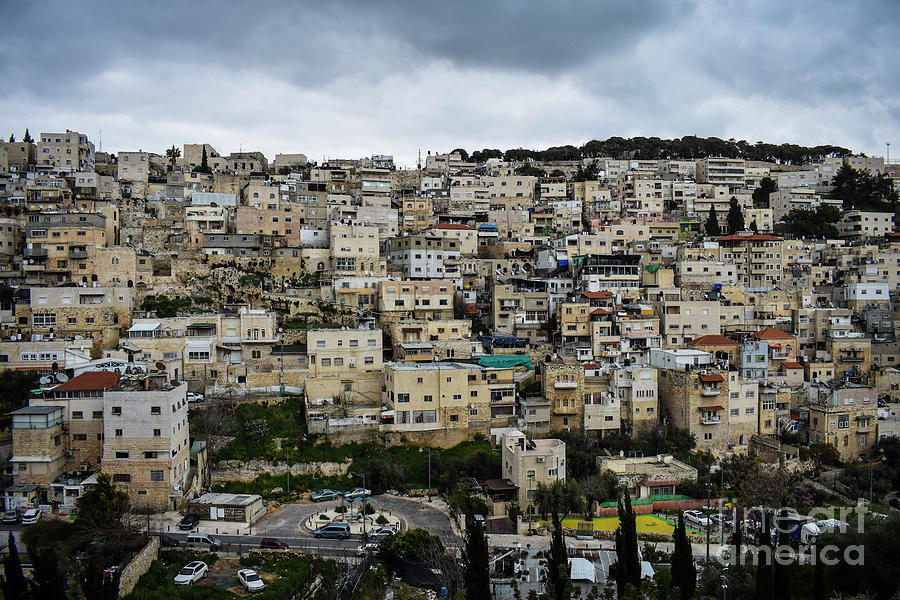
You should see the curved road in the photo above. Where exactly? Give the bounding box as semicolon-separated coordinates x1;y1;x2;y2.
256;494;456;542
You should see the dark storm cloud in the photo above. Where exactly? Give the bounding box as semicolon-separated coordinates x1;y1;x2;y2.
1;0;897;161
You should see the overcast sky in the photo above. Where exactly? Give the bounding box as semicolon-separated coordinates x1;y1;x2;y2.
2;0;898;167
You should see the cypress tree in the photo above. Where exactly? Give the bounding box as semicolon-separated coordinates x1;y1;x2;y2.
463;513;491;600
755;513;773;600
671;512;696;600
22;129;33;143
614;489;640;598
726;197;745;233
704;205;721;237
200;145;209;173
2;532;28;599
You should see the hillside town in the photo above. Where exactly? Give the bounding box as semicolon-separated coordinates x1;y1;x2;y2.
1;131;899;599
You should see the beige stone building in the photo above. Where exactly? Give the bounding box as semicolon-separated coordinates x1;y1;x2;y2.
8;405;67;487
500;429;566;513
611;365;659;435
37;130;95;173
542;356;584;431
378;280;454;321
717;233;784;289
807;385;877;462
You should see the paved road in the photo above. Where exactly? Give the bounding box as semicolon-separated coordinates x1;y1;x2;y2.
254;495;456;542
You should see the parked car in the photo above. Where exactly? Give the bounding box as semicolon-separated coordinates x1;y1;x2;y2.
187;392;205;404
157;534;181;548
237;568;265;593
260;537;288;550
342;487;372;501
710;514;735;530
310;489;340;502
173;561;208;585
178;514;200;530
20;508;41;525
684;510;710;528
313;523;351;539
368;526;397;540
185;532;223;551
2;510;18;524
356;542;380;556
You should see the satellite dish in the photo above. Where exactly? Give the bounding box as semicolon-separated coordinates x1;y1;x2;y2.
55;373;69;382
156;362;166;371
619;450;625;457
67;479;74;486
39;376;51;385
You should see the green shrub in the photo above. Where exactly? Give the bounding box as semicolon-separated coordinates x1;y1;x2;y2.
376;514;389;525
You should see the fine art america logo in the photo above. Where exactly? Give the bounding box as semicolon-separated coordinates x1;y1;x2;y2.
711;504;869;567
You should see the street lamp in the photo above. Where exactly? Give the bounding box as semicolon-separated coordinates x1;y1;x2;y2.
419;447;432;501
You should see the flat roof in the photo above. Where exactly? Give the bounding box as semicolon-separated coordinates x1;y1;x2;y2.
8;405;62;415
128;322;160;332
191;492;261;506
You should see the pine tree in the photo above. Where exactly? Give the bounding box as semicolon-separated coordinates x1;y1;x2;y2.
2;532;28;599
671;513;695;600
704;205;721;237
200;145;209;173
8;133;14;143
614;489;640;598
463;513;491;600
749;219;758;233
726;196;745;233
22;129;33;143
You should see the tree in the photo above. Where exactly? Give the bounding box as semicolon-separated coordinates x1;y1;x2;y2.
580;471;619;518
535;480;584;600
2;532;29;599
463;513;490;600
779;205;841;239
8;133;14;142
752;177;776;208
450;148;469;162
749;219;758;232
704;205;721;237
199;145;210;173
613;489;640;599
726;196;745;233
165;145;181;167
670;513;695;600
22;129;33;143
515;163;545;177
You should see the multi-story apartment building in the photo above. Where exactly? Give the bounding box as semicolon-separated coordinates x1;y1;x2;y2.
696;157;746;187
611;365;659;435
24;209;119;284
306;327;383;402
491;278;551;343
15;286;134;350
101;378;191;509
656;300;722;348
838;211;895;240
717;233;784;289
542;356;584;431
378;280;455;321
807;384;878;462
37;130;95;173
573;254;641;293
500;429;566;513
330;224;385;277
385;234;461;281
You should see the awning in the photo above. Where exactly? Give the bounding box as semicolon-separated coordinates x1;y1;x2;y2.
568;558;596;583
128;323;160;332
699;405;725;411
188;322;216;328
698;373;724;383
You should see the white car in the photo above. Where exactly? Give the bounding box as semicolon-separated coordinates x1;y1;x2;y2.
684;510;710;528
20;508;41;525
173;561;208;585
237;568;265;592
187;392;205;404
356;542;380;556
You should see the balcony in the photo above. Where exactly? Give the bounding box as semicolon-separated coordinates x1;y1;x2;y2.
839;353;865;362
24;247;47;257
68;249;89;259
701;386;721;396
771;351;790;360
701;415;723;425
554;380;578;389
554;404;578;415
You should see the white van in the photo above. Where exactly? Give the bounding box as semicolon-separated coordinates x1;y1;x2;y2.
21;508;41;525
185;533;222;550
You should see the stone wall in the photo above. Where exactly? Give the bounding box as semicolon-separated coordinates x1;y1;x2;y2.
118;535;160;598
212;459;351;483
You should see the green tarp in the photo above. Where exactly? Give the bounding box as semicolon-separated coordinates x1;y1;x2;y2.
474;355;533;370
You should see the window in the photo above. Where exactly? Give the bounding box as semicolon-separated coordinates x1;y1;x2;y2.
333;358;343;366
151;406;161;415
150;470;164;482
364;356;374;365
73;433;87;441
111;407;122;416
188;351;210;361
397;393;410;403
115;451;129;459
424;395;433;403
153;428;161;437
113;474;131;483
115;428;123;437
321;358;331;366
72;411;83;419
92;411;102;419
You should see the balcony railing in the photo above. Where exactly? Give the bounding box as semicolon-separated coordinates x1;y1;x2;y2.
701;387;721;396
701;415;722;424
554;381;578;389
24;247;48;257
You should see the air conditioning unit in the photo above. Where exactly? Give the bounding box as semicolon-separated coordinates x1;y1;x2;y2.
79;464;89;472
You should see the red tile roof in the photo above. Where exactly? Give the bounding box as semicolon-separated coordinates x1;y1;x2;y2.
687;334;738;346
718;234;783;242
698;373;725;383
581;291;613;299
782;361;804;369
590;308;612;316
752;327;795;340
53;371;120;392
433;223;474;230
